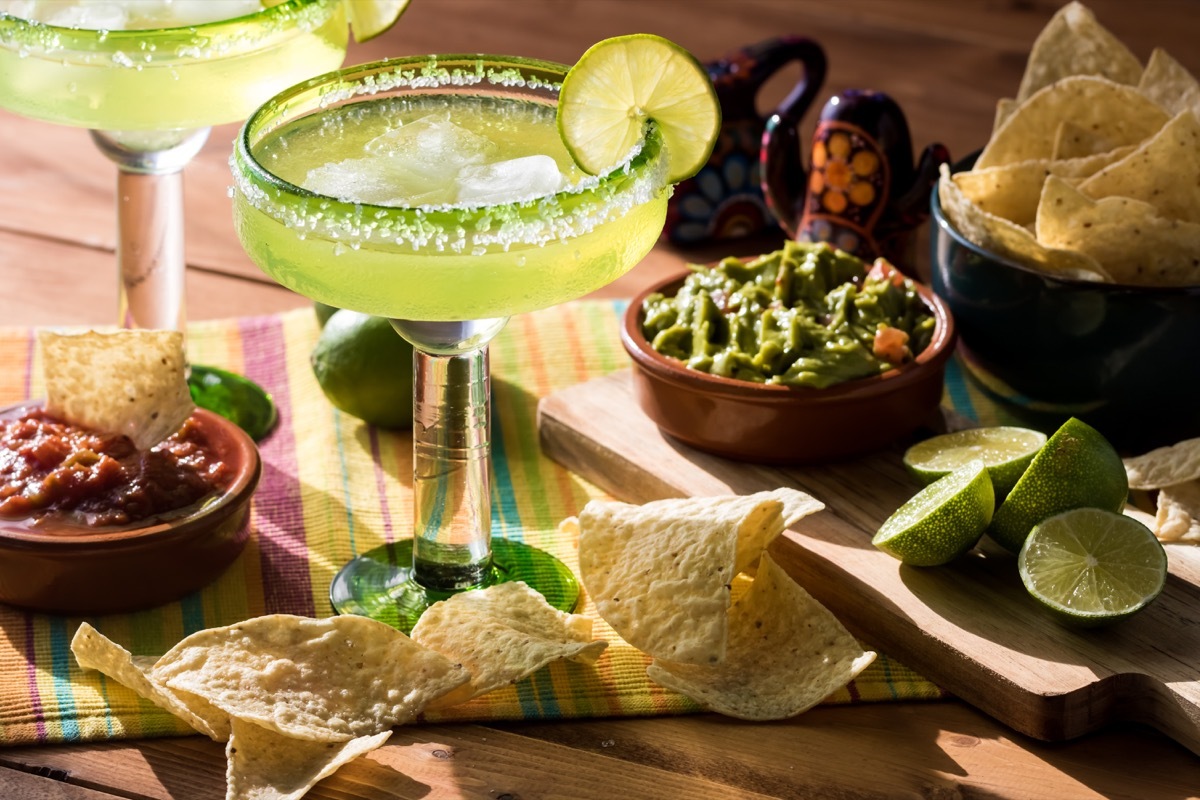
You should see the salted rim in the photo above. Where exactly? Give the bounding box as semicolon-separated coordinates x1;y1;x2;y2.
0;0;339;62
231;54;670;253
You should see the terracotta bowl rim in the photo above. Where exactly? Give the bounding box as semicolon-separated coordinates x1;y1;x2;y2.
621;267;957;403
933;154;1200;297
0;404;261;550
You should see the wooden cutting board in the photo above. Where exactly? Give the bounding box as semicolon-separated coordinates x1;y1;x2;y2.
537;369;1200;754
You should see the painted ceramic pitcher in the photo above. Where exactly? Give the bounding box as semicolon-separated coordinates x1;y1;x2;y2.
761;89;950;272
664;36;826;246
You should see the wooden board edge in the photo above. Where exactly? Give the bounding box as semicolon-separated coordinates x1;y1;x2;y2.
536;376;1200;751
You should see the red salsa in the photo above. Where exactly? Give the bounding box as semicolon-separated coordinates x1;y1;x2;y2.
0;409;233;528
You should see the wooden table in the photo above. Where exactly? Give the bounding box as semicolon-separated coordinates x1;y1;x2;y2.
1;2;1198;797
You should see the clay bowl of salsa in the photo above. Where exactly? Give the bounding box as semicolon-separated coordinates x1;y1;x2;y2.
621;244;956;464
0;404;261;615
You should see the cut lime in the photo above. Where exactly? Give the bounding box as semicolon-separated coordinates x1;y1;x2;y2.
903;426;1047;498
872;459;994;566
344;0;410;43
1019;508;1167;627
989;417;1128;554
557;34;720;183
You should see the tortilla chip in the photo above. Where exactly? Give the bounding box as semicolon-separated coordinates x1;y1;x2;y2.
1078;111;1200;223
70;623;230;742
977;77;1168;170
953;149;1136;227
152;615;467;742
1036;175;1200;285
939;167;1110;282
411;581;607;708
578;489;821;665
1051;120;1120;160
40;329;194;450
646;554;876;721
1016;2;1142;103
1124;505;1158;531
1155;482;1200;544
225;718;390;800
1124;437;1200;490
993;98;1017;133
732;487;825;574
1138;48;1200;120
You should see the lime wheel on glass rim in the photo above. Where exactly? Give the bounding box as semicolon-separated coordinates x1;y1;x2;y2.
557;33;721;183
343;0;411;42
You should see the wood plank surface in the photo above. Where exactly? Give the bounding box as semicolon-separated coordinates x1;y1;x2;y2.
5;704;1200;800
538;370;1200;754
2;1;1200;798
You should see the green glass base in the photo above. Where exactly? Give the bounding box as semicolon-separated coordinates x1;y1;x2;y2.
188;364;278;441
329;538;580;633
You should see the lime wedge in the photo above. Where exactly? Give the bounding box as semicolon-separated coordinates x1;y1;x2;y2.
903;426;1047;498
344;0;410;43
557;34;720;182
988;417;1128;554
872;460;994;566
1019;508;1167;627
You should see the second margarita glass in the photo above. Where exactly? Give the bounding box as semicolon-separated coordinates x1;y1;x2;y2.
0;0;351;439
231;54;670;629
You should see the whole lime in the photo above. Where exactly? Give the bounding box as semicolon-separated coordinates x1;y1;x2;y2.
311;310;414;429
314;301;340;328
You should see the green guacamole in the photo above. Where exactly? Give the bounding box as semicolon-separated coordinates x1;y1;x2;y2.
640;242;936;388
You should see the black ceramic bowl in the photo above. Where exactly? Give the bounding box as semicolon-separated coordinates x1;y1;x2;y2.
930;170;1200;453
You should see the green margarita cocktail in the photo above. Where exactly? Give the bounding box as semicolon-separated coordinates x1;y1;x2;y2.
234;73;667;321
0;0;352;439
0;0;348;130
232;55;670;628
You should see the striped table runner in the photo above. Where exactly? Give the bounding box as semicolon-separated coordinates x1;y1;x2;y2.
0;302;967;746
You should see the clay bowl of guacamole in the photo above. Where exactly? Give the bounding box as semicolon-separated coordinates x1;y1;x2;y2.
621;242;956;464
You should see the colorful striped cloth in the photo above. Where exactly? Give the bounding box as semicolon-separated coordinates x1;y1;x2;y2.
0;302;964;747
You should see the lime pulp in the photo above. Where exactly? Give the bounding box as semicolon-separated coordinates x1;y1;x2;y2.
1018;508;1167;627
903;426;1047;498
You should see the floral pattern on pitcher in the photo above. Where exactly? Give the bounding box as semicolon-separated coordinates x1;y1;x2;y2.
798;121;890;258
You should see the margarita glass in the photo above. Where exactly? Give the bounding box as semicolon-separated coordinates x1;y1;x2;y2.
231;55;669;629
0;0;351;439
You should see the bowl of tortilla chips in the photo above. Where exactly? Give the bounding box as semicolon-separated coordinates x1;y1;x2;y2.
929;1;1200;452
0;330;261;615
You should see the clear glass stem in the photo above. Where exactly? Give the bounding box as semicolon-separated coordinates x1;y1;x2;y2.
392;318;508;592
90;128;210;331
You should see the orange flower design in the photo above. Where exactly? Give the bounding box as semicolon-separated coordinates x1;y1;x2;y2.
808;130;882;219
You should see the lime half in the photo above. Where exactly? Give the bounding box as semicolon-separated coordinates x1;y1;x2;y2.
904;426;1047;498
557;34;720;182
989;417;1128;554
1019;508;1167;627
872;459;994;566
345;0;410;43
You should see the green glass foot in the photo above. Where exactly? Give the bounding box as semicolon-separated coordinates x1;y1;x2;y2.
329;538;580;633
188;363;278;441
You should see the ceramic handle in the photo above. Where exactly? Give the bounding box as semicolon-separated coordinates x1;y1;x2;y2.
757;37;827;236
